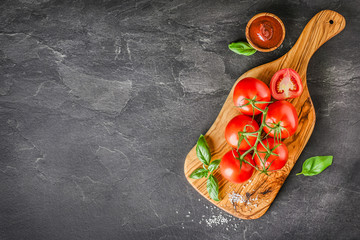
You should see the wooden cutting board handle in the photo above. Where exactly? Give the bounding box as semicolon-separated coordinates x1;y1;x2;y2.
282;10;346;72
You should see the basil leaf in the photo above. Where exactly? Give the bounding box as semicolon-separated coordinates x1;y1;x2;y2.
228;42;257;56
196;135;211;166
297;156;333;176
208;159;221;173
189;168;209;179
207;174;219;201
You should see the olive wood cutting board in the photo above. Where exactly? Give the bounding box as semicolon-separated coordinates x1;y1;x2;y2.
184;10;345;219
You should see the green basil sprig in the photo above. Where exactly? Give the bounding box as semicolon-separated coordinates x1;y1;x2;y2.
297;156;333;176
208;159;221;173
190;135;221;201
189;168;208;179
207;175;219;201
196;135;211;166
228;41;257;56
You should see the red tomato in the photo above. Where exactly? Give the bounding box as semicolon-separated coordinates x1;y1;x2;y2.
225;115;259;150
220;150;255;183
270;68;303;100
254;138;288;171
233;77;271;115
263;101;298;139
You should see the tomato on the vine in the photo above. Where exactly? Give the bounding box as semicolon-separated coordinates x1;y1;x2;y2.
233;77;271;115
254;138;288;171
263;100;298;139
270;68;303;100
220;150;254;183
225;115;259;150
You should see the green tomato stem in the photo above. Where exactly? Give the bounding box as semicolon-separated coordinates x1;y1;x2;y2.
235;98;282;175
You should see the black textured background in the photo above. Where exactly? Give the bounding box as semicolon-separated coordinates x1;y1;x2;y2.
0;0;359;239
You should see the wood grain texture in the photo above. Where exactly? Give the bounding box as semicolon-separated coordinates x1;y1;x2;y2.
184;10;346;219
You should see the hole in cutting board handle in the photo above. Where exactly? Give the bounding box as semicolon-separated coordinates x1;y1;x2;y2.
329;20;334;24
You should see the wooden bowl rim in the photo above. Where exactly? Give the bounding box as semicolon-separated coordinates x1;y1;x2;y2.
245;12;286;52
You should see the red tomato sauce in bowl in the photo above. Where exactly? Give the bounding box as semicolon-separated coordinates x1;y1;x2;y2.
246;13;285;52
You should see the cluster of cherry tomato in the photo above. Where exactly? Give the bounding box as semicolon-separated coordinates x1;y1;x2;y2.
219;68;303;183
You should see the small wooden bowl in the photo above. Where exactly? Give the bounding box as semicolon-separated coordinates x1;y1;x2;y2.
246;12;285;52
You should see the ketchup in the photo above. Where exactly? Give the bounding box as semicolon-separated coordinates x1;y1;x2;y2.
249;16;283;49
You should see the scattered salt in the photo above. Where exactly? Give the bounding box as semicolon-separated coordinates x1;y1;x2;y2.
180;198;253;230
228;191;261;210
228;191;246;205
205;214;229;227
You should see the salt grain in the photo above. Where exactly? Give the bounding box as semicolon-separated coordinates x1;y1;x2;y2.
228;191;260;209
181;200;249;230
204;214;229;227
228;191;246;204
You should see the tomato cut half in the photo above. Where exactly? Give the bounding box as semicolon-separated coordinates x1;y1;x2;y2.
270;68;303;100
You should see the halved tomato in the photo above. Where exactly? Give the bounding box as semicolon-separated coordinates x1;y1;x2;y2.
270;68;303;100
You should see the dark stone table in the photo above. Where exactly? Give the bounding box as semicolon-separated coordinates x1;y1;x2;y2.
1;0;359;239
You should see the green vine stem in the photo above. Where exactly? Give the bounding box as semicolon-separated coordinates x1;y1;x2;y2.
233;98;282;175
